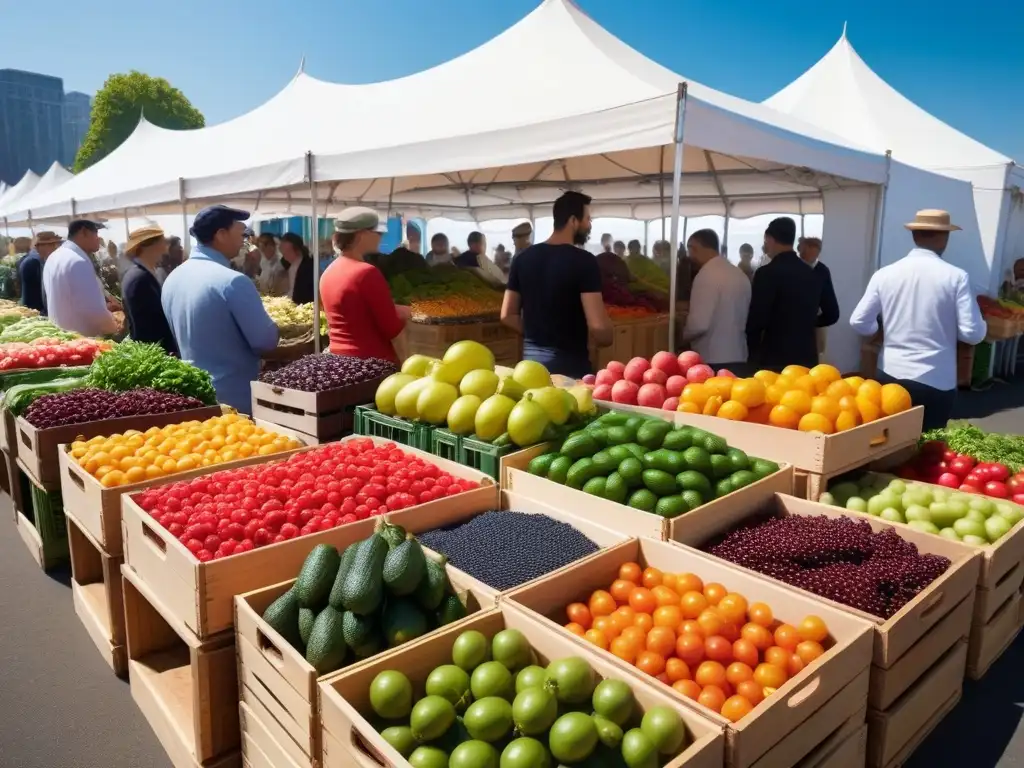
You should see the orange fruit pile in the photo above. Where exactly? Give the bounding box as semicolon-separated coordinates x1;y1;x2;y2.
677;364;912;434
563;562;832;722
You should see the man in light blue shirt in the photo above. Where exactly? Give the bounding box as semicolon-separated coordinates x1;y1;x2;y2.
162;205;279;413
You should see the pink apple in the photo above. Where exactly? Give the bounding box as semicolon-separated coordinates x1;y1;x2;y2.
686;364;714;384
642;368;668;386
677;350;702;374
595;368;620;386
662;396;680;411
666;375;686;397
611;379;639;405
637;383;667;408
582;374;596;385
606;361;626;378
717;368;736;379
651;351;680;377
593;383;613;402
624;360;649;385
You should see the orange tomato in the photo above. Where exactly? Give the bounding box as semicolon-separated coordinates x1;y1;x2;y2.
764;646;791;669
746;403;774;424
780;389;812;416
704;376;735;400
612;606;636;627
584;629;609;650
646;626;677;657
610;636;638;663
732;638;759;668
768;404;801;429
835;410;860;432
793;374;818;395
633;613;654;633
673;679;702;700
564;622;586;637
656;673;671;686
718;400;749;421
566;602;593;629
731;378;766;408
609;579;636;603
675;633;706;666
697;685;727;713
718;621;741;643
619;562;643;583
781;364;810;379
796;641;825;665
703;395;723;417
753;662;787;689
609;610;634;635
619;626;647;650
697;609;724;637
736;680;765;706
880;382;912;415
642;567;664;589
653;605;683;629
773;623;801;651
661;573;679;592
825;379;855;400
680;590;709;619
740;623;774;652
636;651;666;677
592;616;620;640
666;657;691;683
787;653;806;678
764;383;788;406
629;588;657;614
680;620;704;637
677;401;702;414
747;602;773;627
726;661;754;686
651;585;681;607
694;660;727;688
798;615;829;643
703;583;727;606
753;369;779;386
716;594;749;625
681;383;711;409
798;412;835;434
721;695;754;723
704;635;734;664
856;394;882;423
589;590;617;617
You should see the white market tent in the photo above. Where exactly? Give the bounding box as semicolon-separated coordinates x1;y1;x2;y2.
0;169;40;223
765;30;1024;295
1;162;73;225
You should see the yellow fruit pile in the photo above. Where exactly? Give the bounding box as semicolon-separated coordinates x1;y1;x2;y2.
677;364;913;434
71;413;304;487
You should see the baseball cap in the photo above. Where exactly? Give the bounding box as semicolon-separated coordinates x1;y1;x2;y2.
190;204;250;244
68;219;106;238
334;207;388;235
512;222;532;237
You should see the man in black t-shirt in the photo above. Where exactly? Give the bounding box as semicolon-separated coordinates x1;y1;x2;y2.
501;191;613;378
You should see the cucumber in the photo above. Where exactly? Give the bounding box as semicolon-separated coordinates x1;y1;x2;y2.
636;420;673;449
328;542;361;609
294;544;341;610
560;432;599;459
528;453;557;477
339;533;389;615
383;534;427;597
547;456;573;485
380;523;408;550
566;458;599;489
642;469;677;497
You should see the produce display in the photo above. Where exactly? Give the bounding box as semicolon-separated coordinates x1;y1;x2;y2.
892;438;1024;501
375;341;597;447
920;421;1024;474
417;511;600;591
73;412;302;488
85;341;217;404
260;522;467;674
131;437;480;559
261;296;327;336
706;515;951;619
23;388;206;429
365;627;691;766
564;565;833;721
587;352;914;434
821;474;1024;544
978;295;1024;324
0;305;40;330
387;265;503;321
0;337;111;371
526;410;780;518
626;253;671;295
0;366;92;415
257;353;398;392
0;317;78;343
608;305;659;320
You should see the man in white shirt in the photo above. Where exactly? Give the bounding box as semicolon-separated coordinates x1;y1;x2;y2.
850;209;986;430
42;219;118;337
683;228;752;372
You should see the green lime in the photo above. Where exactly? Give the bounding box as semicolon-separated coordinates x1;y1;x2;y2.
751;458;781;478
604;472;628;503
702;434;729;455
729;470;758;490
715;478;734;498
727;447;750;472
681;489;705;510
627;489;657;512
654;495;687;519
709;454;732;479
618;457;644;486
547;456;573;484
676;470;712;497
583;477;608;497
681;446;711;475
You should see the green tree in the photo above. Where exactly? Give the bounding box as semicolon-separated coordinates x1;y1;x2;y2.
73;71;205;173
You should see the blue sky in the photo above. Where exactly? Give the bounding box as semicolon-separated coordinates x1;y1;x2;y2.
2;0;1022;160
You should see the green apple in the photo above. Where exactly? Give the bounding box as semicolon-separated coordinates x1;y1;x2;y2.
929;502;964;529
887;479;908;496
939;527;962;541
984;515;1012;543
962;534;989;546
831;482;860;505
964;509;987;524
999;505;1024;526
880;508;905;523
908;520;940;535
846;496;868;513
969;497;995;517
866;495;890;516
818;492;836;506
953;518;986;539
905;504;932;523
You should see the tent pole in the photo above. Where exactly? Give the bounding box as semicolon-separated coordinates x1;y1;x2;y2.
123;209;130;243
178;178;190;259
871;150;893;272
682;217;689;243
307;152;322;354
643;225;649;257
667;83;690;351
659;147;667;242
723;214;730;258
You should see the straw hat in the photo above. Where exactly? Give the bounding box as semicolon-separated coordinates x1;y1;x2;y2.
125;225;166;256
905;209;961;232
33;231;62;247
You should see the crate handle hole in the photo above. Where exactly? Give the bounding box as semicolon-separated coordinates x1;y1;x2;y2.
786;675;822;708
19;429;30;448
919;589;945;618
256;629;285;667
868;428;890;448
140;521;168;558
350;727;391;767
67;465;85;490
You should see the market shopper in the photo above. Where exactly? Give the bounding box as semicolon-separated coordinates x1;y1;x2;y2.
121;225;180;356
279;233;315;305
613;240;626;258
799;237;834;358
257;233;288;295
19;231;61;314
426;233;452;266
161;236;184;280
746;217;839;371
494;244;511;276
162;205;279;413
501;190;613;378
320;207;410;363
511;222;533;256
683;229;752;372
850;209;986;430
738;243;755;280
42;219;119;337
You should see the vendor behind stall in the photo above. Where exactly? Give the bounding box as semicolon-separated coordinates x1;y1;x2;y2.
279;233;315;305
121;225;180;357
456;231;507;288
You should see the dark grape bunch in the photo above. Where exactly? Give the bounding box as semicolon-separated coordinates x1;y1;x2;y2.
24;388;205;429
417;511;599;591
258;354;398;392
707;515;951;619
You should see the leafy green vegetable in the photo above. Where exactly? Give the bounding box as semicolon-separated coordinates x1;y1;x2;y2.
0;366;91;395
922;420;1024;473
86;341;217;404
0;317;79;343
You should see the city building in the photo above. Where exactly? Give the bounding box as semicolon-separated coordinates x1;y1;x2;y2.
62;91;92;168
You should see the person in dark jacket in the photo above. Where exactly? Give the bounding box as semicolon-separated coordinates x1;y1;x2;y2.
279;232;316;305
121;225;180;356
19;231;62;313
746;217;839;371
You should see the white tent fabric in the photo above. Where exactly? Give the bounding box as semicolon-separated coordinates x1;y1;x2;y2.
765;31;1019;294
0;170;41;218
18;0;888;226
0;162;73;222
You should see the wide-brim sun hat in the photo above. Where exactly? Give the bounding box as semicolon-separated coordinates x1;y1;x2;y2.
125;225;166;256
905;209;962;232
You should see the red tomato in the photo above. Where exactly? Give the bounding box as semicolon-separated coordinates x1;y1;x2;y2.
985;481;1010;498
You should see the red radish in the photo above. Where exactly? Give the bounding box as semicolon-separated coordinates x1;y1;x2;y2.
582;374;596;385
595;368;621;386
717;368;736;379
651;351;681;377
611;379;639;405
642;368;668;386
638;383;667;408
624;358;650;384
593;383;613;401
606;360;626;378
662;397;680;411
665;375;686;397
984;481;1010;498
677;350;702;373
686;364;714;384
936;472;961;489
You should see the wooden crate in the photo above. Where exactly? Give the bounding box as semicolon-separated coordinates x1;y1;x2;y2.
318;604;724;768
250;378;382;441
3;447;22;519
15;457;69;570
800;711;867;768
393;319;522;365
67;510;126;676
590;313;670;371
14;406;224;489
0;406;17;458
506;538;874;768
234;567;494;768
239;701;305;768
121;563;240;768
968;590;1021;680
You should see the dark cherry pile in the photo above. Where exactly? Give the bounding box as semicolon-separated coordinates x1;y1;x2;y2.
706;515;951;619
24;388;205;429
258;354;397;393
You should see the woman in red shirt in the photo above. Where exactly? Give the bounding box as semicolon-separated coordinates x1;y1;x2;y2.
320;207;410;363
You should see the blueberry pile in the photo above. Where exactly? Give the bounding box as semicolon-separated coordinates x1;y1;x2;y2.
258;354;398;392
24;388;205;429
707;515;951;619
417;511;599;591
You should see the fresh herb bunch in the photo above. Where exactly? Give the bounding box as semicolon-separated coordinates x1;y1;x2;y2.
86;341;217;405
922;420;1024;473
